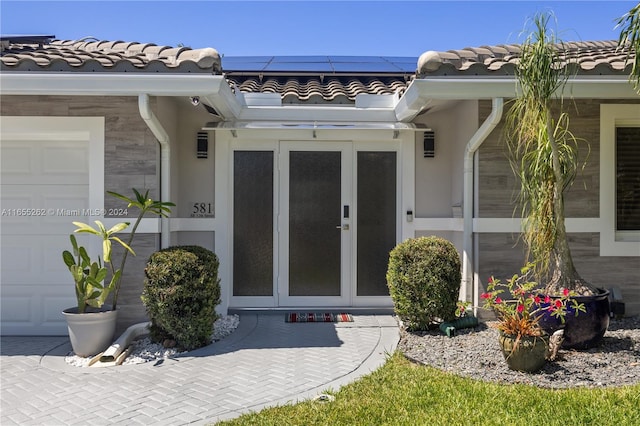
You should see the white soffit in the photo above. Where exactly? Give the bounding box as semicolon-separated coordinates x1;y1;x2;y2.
408;77;640;100
206;121;417;130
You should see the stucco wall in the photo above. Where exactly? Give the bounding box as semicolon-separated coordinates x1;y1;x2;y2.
414;100;478;217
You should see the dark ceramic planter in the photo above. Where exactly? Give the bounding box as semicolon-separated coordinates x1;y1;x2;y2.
538;289;610;350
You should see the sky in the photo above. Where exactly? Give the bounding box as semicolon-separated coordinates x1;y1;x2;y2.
1;1;637;57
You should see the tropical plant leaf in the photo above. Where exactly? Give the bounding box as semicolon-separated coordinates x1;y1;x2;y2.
62;250;75;268
107;222;130;235
103;239;112;263
72;221;99;235
110;236;135;256
78;246;90;265
616;4;640;92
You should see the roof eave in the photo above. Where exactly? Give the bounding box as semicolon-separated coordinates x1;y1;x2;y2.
0;72;243;119
395;76;640;121
0;72;402;123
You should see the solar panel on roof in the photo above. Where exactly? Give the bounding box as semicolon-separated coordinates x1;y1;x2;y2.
222;56;274;63
331;62;403;72
328;56;387;63
221;55;417;73
263;62;334;72
222;62;269;71
270;55;330;63
0;34;55;43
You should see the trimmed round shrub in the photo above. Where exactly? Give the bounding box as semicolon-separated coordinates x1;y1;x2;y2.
142;245;221;350
386;236;461;330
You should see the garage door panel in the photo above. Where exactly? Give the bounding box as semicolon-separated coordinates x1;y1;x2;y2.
43;296;75;323
1;296;32;322
0;145;34;175
0;290;72;335
1;235;94;282
0;243;34;274
43;145;89;176
41;189;90;225
1;140;88;185
1;185;89;231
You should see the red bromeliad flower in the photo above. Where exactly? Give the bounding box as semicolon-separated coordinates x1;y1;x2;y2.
480;263;584;339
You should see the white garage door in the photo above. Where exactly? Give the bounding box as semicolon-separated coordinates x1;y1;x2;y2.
1;117;104;335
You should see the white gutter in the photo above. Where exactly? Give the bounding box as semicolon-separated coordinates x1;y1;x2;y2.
463;98;503;309
395;76;638;122
138;94;171;249
1;73;243;120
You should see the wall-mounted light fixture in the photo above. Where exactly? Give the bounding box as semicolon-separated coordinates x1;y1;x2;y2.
197;131;208;158
423;130;435;158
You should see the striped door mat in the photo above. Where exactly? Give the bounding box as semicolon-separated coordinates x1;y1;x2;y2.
285;312;353;323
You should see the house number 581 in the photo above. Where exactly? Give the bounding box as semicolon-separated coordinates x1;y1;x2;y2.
192;203;213;215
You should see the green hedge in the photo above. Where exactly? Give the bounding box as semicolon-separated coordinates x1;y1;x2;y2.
386;236;461;330
142;245;221;350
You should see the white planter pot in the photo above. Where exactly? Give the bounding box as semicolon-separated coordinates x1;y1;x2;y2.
62;306;118;357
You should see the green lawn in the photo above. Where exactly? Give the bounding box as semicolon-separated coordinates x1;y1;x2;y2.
217;352;640;426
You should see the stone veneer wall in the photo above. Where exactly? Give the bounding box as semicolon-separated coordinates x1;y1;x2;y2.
476;99;640;315
1;95;161;330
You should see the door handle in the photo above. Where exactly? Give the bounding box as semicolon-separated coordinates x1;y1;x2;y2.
336;224;349;230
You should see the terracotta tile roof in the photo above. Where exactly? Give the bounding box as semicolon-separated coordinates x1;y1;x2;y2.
0;37;221;73
417;40;634;77
226;75;410;103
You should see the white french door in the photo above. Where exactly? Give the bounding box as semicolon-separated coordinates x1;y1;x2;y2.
278;142;352;306
231;140;398;308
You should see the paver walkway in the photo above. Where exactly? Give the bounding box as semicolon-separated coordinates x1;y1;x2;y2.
1;314;398;425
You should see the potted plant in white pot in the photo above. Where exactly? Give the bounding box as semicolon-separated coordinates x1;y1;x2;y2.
62;189;174;357
504;13;610;349
62;222;131;357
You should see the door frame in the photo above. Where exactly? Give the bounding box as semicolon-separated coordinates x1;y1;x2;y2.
226;136;405;309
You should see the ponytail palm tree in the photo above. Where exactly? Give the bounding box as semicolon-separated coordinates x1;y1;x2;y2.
504;13;597;295
616;2;640;93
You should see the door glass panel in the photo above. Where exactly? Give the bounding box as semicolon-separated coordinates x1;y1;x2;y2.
233;151;273;296
357;151;396;296
289;151;341;296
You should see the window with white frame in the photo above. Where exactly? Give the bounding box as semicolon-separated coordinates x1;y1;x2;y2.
600;104;640;256
616;126;640;232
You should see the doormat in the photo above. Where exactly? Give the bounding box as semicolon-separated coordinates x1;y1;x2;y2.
285;312;354;323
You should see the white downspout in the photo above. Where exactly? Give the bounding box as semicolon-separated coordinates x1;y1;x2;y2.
138;94;171;249
463;97;503;312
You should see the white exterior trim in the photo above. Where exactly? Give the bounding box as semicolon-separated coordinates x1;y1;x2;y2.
600;104;640;256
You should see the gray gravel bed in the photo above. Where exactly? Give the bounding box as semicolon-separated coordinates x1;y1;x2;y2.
66;314;239;367
398;316;640;388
